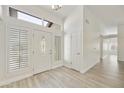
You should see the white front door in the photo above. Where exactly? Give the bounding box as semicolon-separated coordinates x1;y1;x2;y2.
33;31;52;74
71;32;81;71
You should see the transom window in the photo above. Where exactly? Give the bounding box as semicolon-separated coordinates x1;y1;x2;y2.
40;36;46;54
9;7;53;28
18;12;43;26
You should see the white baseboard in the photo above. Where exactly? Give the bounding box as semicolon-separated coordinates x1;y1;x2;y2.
51;63;63;69
0;73;33;86
80;62;98;74
63;62;72;68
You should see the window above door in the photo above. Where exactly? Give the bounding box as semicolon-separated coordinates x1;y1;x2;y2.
9;7;53;28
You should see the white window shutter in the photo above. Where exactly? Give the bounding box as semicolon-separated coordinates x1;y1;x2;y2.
8;28;28;72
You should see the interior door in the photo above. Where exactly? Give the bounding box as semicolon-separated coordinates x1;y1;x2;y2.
71;32;81;71
33;31;52;74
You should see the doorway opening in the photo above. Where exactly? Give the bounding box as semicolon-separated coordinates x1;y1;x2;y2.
101;36;117;63
100;25;118;64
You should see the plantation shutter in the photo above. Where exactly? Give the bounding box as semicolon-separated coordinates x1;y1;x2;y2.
8;28;28;72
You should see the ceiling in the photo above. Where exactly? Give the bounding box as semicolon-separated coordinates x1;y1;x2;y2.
39;5;124;25
87;5;124;25
39;5;78;19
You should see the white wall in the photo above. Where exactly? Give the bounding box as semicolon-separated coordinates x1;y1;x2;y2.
80;6;101;73
118;25;124;61
64;6;101;73
64;6;83;68
0;6;2;19
64;34;71;63
0;21;5;81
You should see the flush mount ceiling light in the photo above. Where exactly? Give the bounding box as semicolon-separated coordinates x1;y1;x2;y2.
52;5;62;11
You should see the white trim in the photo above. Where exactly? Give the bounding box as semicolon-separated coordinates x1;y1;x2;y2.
0;73;33;86
63;62;72;68
51;63;63;69
80;62;98;74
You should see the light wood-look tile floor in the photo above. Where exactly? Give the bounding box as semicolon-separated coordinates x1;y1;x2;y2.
1;55;124;88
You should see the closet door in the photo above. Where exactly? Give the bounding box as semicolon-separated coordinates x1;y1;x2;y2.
71;32;81;71
7;25;31;76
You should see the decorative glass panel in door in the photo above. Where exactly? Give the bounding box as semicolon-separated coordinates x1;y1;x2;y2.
54;36;61;61
40;36;46;54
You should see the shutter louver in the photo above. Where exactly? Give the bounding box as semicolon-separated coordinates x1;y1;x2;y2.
20;30;28;68
8;28;28;72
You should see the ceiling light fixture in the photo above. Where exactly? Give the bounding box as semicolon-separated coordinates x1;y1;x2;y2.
52;5;62;11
